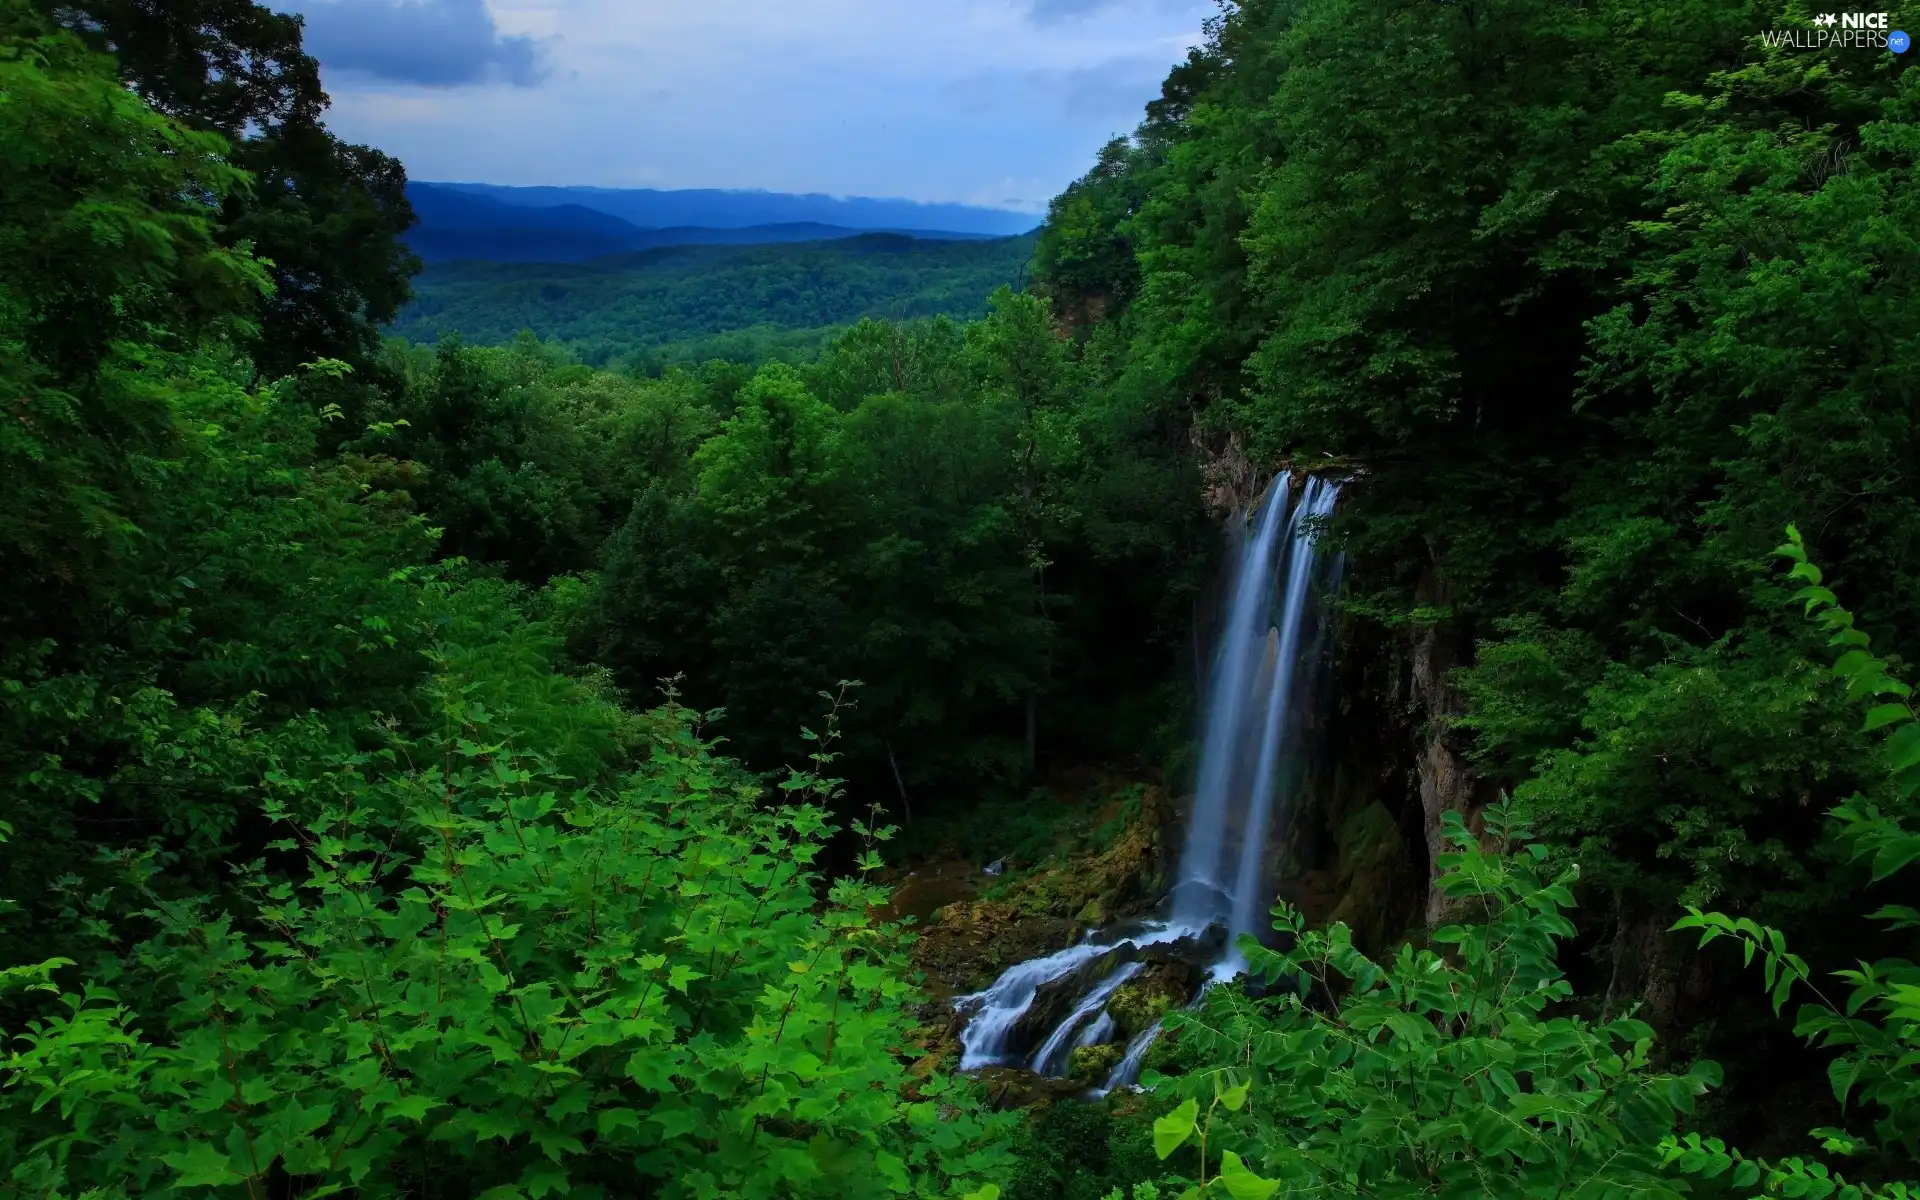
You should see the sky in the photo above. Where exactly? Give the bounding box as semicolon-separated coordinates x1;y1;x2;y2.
277;0;1219;213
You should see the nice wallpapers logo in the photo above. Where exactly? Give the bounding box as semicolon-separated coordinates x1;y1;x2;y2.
1762;12;1912;51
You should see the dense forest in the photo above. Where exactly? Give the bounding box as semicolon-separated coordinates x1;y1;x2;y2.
389;234;1040;371
6;0;1920;1196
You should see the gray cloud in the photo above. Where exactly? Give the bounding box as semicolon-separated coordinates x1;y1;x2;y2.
1056;56;1167;119
294;0;549;87
941;55;1169;122
1029;0;1124;23
1029;0;1213;26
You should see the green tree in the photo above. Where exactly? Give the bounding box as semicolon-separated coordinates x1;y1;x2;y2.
47;0;420;375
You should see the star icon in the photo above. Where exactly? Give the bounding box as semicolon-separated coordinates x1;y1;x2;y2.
1815;12;1838;25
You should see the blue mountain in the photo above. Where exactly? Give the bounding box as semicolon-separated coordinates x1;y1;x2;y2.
404;183;1013;263
421;182;1039;238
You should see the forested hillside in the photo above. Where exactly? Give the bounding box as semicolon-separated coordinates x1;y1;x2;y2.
1024;0;1920;1189
390;233;1039;369
7;0;1920;1196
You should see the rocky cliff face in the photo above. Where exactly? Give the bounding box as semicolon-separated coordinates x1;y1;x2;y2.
1283;556;1709;1038
1265;559;1494;952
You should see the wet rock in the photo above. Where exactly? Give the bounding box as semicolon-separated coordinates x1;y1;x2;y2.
1137;924;1227;972
913;903;1082;995
1008;945;1140;1055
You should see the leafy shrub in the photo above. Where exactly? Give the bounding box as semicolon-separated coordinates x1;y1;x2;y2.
1132;802;1717;1198
1659;529;1920;1198
0;674;1012;1197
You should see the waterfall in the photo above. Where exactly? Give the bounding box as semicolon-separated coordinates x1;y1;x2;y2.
1185;475;1340;969
949;473;1341;1090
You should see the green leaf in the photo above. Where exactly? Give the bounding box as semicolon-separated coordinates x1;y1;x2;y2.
1834;649;1877;681
1154;1098;1199;1160
1829;1056;1861;1106
876;1149;910;1193
1887;723;1920;774
1220;1081;1250;1112
1218;1150;1280;1200
1863;703;1914;733
1870;905;1920;929
162;1142;244;1187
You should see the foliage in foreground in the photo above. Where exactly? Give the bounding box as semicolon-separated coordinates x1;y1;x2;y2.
0;679;1010;1198
1134;803;1718;1198
1098;533;1920;1198
1657;529;1920;1198
0;9;1013;1196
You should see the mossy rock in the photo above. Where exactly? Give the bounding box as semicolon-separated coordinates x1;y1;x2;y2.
909;901;1080;993
1142;1025;1189;1076
1067;1042;1123;1083
1105;959;1194;1037
976;781;1177;925
972;1065;1085;1111
1326;800;1418;953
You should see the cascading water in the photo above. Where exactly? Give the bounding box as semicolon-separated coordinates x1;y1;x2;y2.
954;922;1199;1070
1197;475;1340;971
950;474;1341;1090
1027;961;1143;1075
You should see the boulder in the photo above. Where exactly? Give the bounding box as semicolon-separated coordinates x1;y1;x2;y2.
912;902;1081;995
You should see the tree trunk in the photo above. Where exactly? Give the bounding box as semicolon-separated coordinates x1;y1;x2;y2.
1025;694;1038;775
885;737;911;824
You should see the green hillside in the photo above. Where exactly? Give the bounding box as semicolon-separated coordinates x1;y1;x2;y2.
388;231;1037;368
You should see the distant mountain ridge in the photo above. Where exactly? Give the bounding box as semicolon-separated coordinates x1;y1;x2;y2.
404;183;1012;263
390;231;1037;369
422;181;1040;237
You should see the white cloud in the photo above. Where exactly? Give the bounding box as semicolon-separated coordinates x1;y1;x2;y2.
295;0;1214;208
